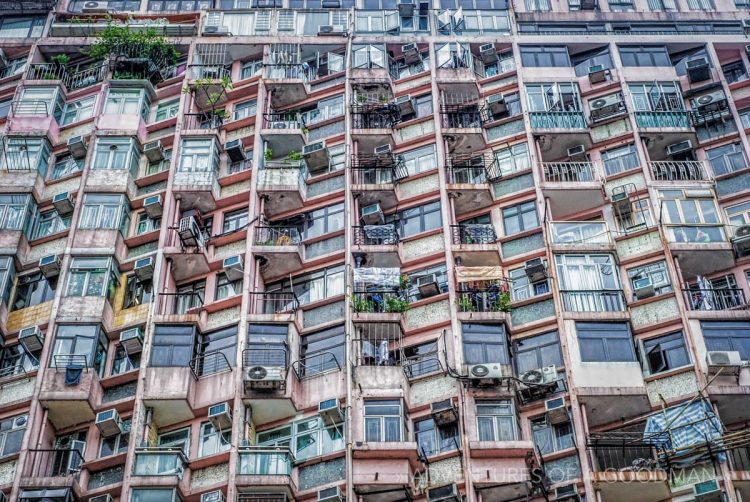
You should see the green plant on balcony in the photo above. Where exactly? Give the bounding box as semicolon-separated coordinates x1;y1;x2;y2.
399;274;409;290
356;94;367;104
352;294;375;313
457;295;475;312
51;54;70;67
491;290;511;313
385;295;409;313
264;148;273;162
85;22;180;69
287;150;302;162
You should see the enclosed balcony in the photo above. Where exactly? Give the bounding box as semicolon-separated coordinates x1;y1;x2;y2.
540;162;605;218
133;447;188;477
446;153;500;214
350;153;407;210
39;354;100;429
440;94;488;153
261;112;307;158
20;448;84;497
450;224;500;266
237;445;297;495
248;292;299;318
664;225;733;279
164;224;211;283
253;226;303;279
649;160;710;182
256;160;308;217
353;224;400;267
549;221;612;251
560;289;626;313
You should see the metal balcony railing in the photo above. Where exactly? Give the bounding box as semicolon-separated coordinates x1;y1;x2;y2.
456;288;509;312
529;111;586;129
649;161;708;182
419;436;460;458
587;432;663;472
352;290;406;313
24;449;85;478
353;225;399;245
542;162;597;183
403;354;443;379
291;351;341;379
351;103;401;129
229;158;253;174
237;495;289;502
182;112;224;130
238;445;294;476
26;62;67;81
560;290;626;312
450;224;497;244
266;63;314;81
248;291;299;315
158;291;204;315
263;112;304;130
11;99;49;116
446;153;502;183
549;221;611;245
133;447;188;476
440;104;485;128
243;347;288;368
634;110;691;129
190;350;231;379
188;64;231;81
254;226;302;246
66;65;107;90
665;224;726;244
683;288;747;311
52;354;89;369
350;154;408;184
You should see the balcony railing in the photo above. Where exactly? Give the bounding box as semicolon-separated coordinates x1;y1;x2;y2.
450;224;497;245
67;65;107;90
24;448;85;478
403;354;443;379
263;112;305;130
440;104;485;129
291;351;341;379
587;432;663;472
353;225;399;245
26;62;66;81
243;347;287;368
649;161;708;182
238;445;294;476
158;291;204;315
352;290;407;313
254;226;302;246
446;153;502;183
350;154;408;184
133;447;188;477
248;291;299;315
456;288;510;313
549;221;611;245
229;158;253;174
182;112;224;130
351;103;401;129
683;288;747;311
190;350;231;379
542;162;597;183
11;99;49;116
560;290;626;312
266;63;314;81
634;110;691;129
729;446;750;471
188;64;231;81
665;225;726;244
529;111;586;129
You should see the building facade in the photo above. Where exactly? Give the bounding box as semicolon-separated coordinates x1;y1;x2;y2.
0;0;748;501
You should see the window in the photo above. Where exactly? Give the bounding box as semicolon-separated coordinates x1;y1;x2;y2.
495;143;531;176
267;265;344;306
520;46;570;68
60;96;96;126
305;203;344;239
393;201;442;238
659;189;723;243
158;427;190;453
222;208;248;234
0;98;10;120
199;422;230;457
352;45;387;69
643;332;690;374
30;209;69;240
513;331;562;375
4;137;50;175
179;138;220;174
619;45;671;67
246;323;288;367
17;87;63;120
525;0;551;10
92;137;140;176
216;273;241;301
526;82;582;112
104;88;150;121
502;201;539;235
174;280;205;314
0;414;26;457
150;325;197;367
416;417;459;457
233;99;257;121
687;0;713;9
0;16;45;38
302;95;344;125
136;212;160;235
629;82;683;112
405;264;449;301
112;344;140;375
722;60;747;84
476;401;517;441
555;254;621;294
79;194;130;231
256;415;344;461
327;144;346;173
123;275;152;309
364;400;403;442
65;257;119;305
627;261;672;300
532;417;574;455
509;265;549;302
400;95;433;122
0;257;13;306
462;323;509;364
51;324;108;375
402;340;440;378
602;144;639;176
131;488;183;502
197;325;237;373
706;143;747;176
300;325;345;375
100;418;131;457
51;155;83;180
701;321;750;360
0;344;38;377
401;145;437;176
647;0;677;9
576;322;635;362
726;201;750;230
12;272;55;311
240;60;262;79
154;99;179;122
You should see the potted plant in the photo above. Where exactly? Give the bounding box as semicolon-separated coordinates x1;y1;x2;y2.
264;148;273;162
287;150;302;162
51;54;70;69
352;294;374;312
385;295;409;313
457;295;475;312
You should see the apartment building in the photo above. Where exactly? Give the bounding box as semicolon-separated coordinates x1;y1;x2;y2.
0;0;749;501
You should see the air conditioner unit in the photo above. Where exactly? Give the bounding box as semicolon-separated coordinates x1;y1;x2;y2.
706;351;742;374
202;25;230;36
90;495;114;502
479;43;498;64
579;0;596;9
318;25;347;36
395;95;415;116
82;0;108;12
693;479;723;502
486;93;507;117
632;277;655;300
545;397;568;424
319;398;345;425
120;327;144;355
201;491;225;502
734;225;750;256
143;140;165;163
567;144;586;160
589;93;625;121
67;135;88;159
402;43;422;65
222;255;244;282
374;144;392;155
468;363;512;384
520;365;558;387
303;141;326;157
302;141;329;169
666;140;693;157
178;216;204;247
38;254;61;279
225;139;246;163
555;485;581;502
587;64;608;84
416;273;441;298
143;194;163;219
52;191;74;216
398;0;415;16
361;203;384;225
524;258;547;282
692;89;727;114
208;402;233;430
686;56;711;84
18;326;44;353
95;409;122;438
244;365;285;390
430;399;458;425
134;256;154;281
318;486;344;502
611;185;632;217
427;483;461;502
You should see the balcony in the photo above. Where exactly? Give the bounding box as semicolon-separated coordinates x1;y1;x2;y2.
0;0;54;10
529;110;586;130
664;225;734;279
9;101;60;141
450;224;500;266
560;290;626;313
469;440;532;502
20;449;84;497
440;101;487;152
182;112;224;134
187;64;231;107
241;348;295;425
649;160;710;182
257;160;308;217
164;228;210;282
172;168;221;213
39;355;100;429
261;113;307;158
252;226;303;279
133;447;188;477
248;292;299;318
549;221;612;251
446;153;500;214
353;225;400;268
350;153;408;210
684;287;747;312
265;63;313;108
26;62;107;91
352;290;408;315
634;110;691;129
237;445;297;495
540;162;604;218
456;288;510;315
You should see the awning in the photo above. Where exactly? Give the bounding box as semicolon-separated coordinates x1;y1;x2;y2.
455;266;503;282
353;267;401;287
